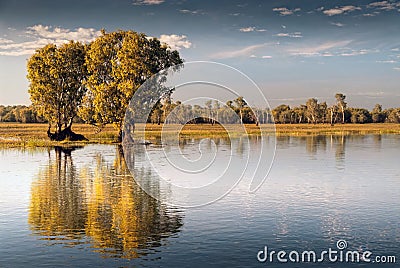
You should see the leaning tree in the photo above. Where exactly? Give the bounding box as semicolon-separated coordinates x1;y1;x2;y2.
27;41;88;141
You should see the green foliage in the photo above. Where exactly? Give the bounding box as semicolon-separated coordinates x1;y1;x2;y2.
349;108;372;123
335;93;347;123
386;108;400;123
27;41;87;133
372;104;385;123
272;104;291;124
81;30;183;140
0;105;45;123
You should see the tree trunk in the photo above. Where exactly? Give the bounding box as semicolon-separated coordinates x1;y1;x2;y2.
57;123;62;134
47;125;88;141
117;129;123;143
342;107;345;124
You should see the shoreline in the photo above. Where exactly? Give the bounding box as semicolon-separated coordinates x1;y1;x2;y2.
0;122;399;148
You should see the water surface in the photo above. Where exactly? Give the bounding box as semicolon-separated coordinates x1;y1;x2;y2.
0;135;399;267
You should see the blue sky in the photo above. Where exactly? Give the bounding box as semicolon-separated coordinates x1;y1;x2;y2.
0;0;399;108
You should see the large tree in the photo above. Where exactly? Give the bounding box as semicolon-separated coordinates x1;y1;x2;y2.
306;98;319;124
372;104;385;123
233;96;247;123
81;30;183;142
272;104;291;124
335;93;347;124
27;41;88;141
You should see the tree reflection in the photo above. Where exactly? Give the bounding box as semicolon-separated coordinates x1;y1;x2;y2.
305;135;327;155
29;145;183;259
29;146;87;242
275;134;348;168
333;135;346;165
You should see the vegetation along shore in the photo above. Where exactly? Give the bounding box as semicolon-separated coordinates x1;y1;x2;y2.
1;122;399;148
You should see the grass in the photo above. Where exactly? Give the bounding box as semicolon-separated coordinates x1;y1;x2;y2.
0;122;399;147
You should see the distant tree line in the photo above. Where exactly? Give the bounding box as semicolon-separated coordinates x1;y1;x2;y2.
2;93;400;125
0;105;43;123
0;105;84;124
147;93;400;125
270;94;400;124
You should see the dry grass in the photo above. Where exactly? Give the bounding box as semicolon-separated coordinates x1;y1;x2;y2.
0;123;117;147
143;123;400;139
0;122;399;147
274;123;400;135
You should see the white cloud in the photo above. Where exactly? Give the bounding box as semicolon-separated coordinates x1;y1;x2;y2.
368;1;390;8
0;26;190;56
239;27;255;32
239;27;267;32
0;38;14;44
0;39;52;56
133;0;164;5
376;60;397;63
274;32;303;38
272;7;301;16
288;40;353;56
26;25;100;42
159;34;192;50
323;5;361;16
339;49;377;56
249;55;273;59
393;67;400;71
367;1;400;10
0;25;101;56
331;22;345;27
179;9;205;15
350;91;386;98
212;43;267;59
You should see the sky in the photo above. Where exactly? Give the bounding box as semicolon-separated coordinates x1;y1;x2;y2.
0;0;399;109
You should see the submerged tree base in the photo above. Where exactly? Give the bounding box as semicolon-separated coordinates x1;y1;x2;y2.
47;126;88;141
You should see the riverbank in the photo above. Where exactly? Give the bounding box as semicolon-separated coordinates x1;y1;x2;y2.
0;122;399;147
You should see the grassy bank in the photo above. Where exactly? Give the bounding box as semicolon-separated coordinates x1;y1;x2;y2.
0;122;399;147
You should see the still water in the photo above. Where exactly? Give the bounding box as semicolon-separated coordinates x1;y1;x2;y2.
0;135;399;267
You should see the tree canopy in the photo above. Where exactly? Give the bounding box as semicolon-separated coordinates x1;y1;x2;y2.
27;30;183;141
81;30;183;141
27;41;87;140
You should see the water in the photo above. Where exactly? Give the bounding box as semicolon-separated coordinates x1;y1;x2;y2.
0;135;399;267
